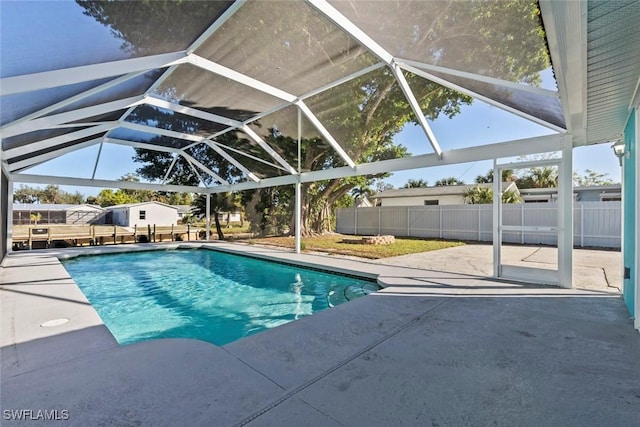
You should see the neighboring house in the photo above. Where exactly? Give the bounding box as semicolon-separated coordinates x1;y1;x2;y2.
376;182;519;207
174;205;193;221
519;184;621;203
12;203;106;225
106;202;178;227
215;212;242;223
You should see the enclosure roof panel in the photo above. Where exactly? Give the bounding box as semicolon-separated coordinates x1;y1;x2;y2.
1;0;635;192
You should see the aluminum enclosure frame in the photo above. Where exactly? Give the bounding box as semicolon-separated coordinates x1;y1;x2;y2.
2;0;635;300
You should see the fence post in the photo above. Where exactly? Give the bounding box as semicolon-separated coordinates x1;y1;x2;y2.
113;225;117;245
378;207;381;235
580;203;584;248
354;207;358;235
147;224;151;243
521;203;525;244
478;205;481;241
153;224;156;242
171;224;174;241
28;227;32;250
187;224;191;241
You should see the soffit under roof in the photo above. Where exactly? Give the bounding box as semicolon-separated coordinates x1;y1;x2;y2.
586;0;640;144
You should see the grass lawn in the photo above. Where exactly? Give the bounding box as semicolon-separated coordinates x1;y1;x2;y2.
244;235;464;259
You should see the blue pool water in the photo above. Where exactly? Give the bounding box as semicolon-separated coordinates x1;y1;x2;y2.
62;249;378;346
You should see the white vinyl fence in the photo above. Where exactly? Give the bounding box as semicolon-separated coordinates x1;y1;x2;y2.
336;202;621;249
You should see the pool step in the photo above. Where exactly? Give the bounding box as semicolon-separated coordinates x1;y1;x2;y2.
327;283;379;307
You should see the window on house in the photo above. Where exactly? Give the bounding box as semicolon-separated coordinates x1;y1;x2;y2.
139;210;146;220
424;200;439;206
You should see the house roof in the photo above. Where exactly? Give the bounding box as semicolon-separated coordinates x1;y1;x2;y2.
12;203;105;211
375;182;517;199
518;184;622;195
106;201;177;210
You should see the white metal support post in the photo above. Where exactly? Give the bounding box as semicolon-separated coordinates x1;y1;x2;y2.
558;136;574;288
492;159;501;277
5;176;13;255
294;108;302;254
205;194;211;241
354;207;358;235
295;179;301;254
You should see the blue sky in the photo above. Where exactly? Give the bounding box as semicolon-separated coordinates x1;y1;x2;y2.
385;101;621;189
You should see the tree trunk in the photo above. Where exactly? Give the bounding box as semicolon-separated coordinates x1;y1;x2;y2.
213;213;225;240
314;200;333;234
289;184;316;237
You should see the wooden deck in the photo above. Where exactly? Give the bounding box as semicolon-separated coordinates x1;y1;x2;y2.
12;224;202;249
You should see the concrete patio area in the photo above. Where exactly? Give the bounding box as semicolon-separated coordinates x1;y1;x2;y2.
1;243;638;426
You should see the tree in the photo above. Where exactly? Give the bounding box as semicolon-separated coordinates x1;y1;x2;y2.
403;179;429;188
13;184;85;204
30;212;41;225
375;181;394;193
573;169;615;187
242;186;294;237
78;0;551;234
351;186;373;207
516;166;558;189
502;190;523;204
14;186;40;203
95;189;137;207
464;185;522;204
464;185;493;204
191;193;236;240
93;174;193;207
475;169;516;184
434;177;464;186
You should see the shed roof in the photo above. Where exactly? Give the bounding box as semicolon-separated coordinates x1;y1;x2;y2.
106;201;177;210
518;184;622;195
12;203;105;211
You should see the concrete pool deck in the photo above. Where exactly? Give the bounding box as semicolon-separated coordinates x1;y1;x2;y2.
1;242;638;426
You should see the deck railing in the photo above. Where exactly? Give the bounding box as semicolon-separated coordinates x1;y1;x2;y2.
11;224;202;250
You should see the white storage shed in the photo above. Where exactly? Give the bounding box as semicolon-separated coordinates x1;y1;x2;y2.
106;202;178;227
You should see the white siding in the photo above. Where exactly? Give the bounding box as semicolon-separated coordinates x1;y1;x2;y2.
380;194;465;206
129;204;177;227
107;203;178;227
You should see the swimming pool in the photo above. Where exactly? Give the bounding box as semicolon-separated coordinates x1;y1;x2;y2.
62;249;378;346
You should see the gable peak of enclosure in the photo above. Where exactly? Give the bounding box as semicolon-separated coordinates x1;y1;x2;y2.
1;0;580;195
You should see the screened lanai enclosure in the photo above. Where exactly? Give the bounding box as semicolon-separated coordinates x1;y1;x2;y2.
1;1;639;316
